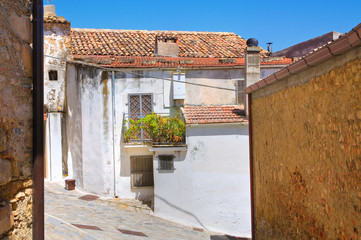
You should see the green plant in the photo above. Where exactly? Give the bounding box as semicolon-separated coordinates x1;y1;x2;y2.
124;113;185;143
124;118;142;142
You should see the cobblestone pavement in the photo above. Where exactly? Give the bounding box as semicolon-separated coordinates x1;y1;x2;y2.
45;182;233;240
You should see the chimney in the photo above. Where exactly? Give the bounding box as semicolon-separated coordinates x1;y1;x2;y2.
44;5;56;17
245;38;261;88
155;36;179;57
245;38;261;115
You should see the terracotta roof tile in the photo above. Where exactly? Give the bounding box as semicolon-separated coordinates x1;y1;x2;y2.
72;55;292;68
44;15;69;24
182;105;247;124
70;29;293;68
71;29;253;58
244;22;361;93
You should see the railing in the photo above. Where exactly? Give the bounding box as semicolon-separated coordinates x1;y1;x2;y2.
123;112;186;146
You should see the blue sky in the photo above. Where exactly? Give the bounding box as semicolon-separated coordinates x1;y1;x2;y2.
49;0;361;52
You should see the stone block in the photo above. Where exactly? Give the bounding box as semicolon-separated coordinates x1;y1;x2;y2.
0;159;11;186
10;13;32;43
0;202;14;236
0;128;7;152
21;44;32;78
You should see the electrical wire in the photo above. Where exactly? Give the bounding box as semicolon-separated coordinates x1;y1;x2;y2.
45;55;238;92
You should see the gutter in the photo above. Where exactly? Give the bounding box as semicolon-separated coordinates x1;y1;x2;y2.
112;71;118;197
245;23;361;94
248;93;255;240
32;0;44;239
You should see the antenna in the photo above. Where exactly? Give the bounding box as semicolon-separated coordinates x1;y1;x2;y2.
46;0;55;5
266;42;273;53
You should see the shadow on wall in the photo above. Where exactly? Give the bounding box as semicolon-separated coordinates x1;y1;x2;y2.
210;236;250;240
155;194;207;229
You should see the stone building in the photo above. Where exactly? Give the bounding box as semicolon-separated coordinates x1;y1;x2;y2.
245;23;361;239
0;0;34;239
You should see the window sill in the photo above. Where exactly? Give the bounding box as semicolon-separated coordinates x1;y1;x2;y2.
149;146;187;152
131;186;154;190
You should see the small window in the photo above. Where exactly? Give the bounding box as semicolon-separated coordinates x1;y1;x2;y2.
48;70;58;81
158;155;174;172
130;155;154;188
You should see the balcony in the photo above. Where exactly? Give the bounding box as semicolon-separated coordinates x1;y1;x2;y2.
123;112;186;146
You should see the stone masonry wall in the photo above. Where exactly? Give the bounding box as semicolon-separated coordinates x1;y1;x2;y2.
0;1;33;239
252;57;361;239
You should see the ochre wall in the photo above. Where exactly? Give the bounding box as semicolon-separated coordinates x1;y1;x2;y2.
251;58;361;239
0;1;33;239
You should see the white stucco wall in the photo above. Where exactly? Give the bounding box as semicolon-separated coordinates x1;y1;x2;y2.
153;124;251;237
114;70;171;199
45;113;63;182
185;69;243;106
44;25;69;112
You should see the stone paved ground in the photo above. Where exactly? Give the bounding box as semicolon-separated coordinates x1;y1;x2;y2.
45;182;235;240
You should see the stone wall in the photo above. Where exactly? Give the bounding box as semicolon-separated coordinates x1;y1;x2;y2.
0;0;33;239
251;56;361;239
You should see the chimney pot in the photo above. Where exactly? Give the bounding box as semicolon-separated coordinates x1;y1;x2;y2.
246;38;259;47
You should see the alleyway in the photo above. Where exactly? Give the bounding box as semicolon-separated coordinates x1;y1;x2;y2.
44;182;236;240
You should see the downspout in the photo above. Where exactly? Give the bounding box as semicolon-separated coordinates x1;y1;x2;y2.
248;93;254;240
32;0;44;239
112;71;118;197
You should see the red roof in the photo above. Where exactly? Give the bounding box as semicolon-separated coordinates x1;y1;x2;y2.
182;105;248;124
70;29;293;68
245;22;361;94
71;29;262;58
72;55;292;68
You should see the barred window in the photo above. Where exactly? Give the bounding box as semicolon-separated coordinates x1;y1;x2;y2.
128;94;153;140
158;155;175;172
130;155;154;188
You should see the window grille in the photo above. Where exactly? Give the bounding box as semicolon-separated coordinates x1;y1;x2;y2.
128;94;153;140
130;155;154;188
158;155;175;172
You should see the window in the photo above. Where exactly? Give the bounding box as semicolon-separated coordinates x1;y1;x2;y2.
158;155;175;172
48;70;58;81
173;73;185;100
130;156;154;188
128;94;153;140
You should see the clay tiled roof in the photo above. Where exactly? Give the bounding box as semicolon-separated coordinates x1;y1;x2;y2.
182;105;248;124
71;29;260;58
44;15;69;24
245;22;361;94
72;55;292;68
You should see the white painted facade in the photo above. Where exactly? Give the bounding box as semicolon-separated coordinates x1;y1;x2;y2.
152;124;251;237
44;113;63;182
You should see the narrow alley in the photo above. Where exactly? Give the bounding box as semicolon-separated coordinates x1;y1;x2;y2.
44;182;238;240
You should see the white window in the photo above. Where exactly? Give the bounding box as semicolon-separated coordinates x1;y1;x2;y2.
173;73;185;100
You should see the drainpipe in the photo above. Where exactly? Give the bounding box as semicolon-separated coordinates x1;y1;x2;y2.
32;0;44;239
112;71;118;197
248;93;255;240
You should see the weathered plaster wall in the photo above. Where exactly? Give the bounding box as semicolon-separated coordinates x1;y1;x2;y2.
66;67;172;197
251;54;361;239
66;65;83;188
44;21;70;112
185;69;243;106
114;70;171;198
153;124;250;237
0;1;33;239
